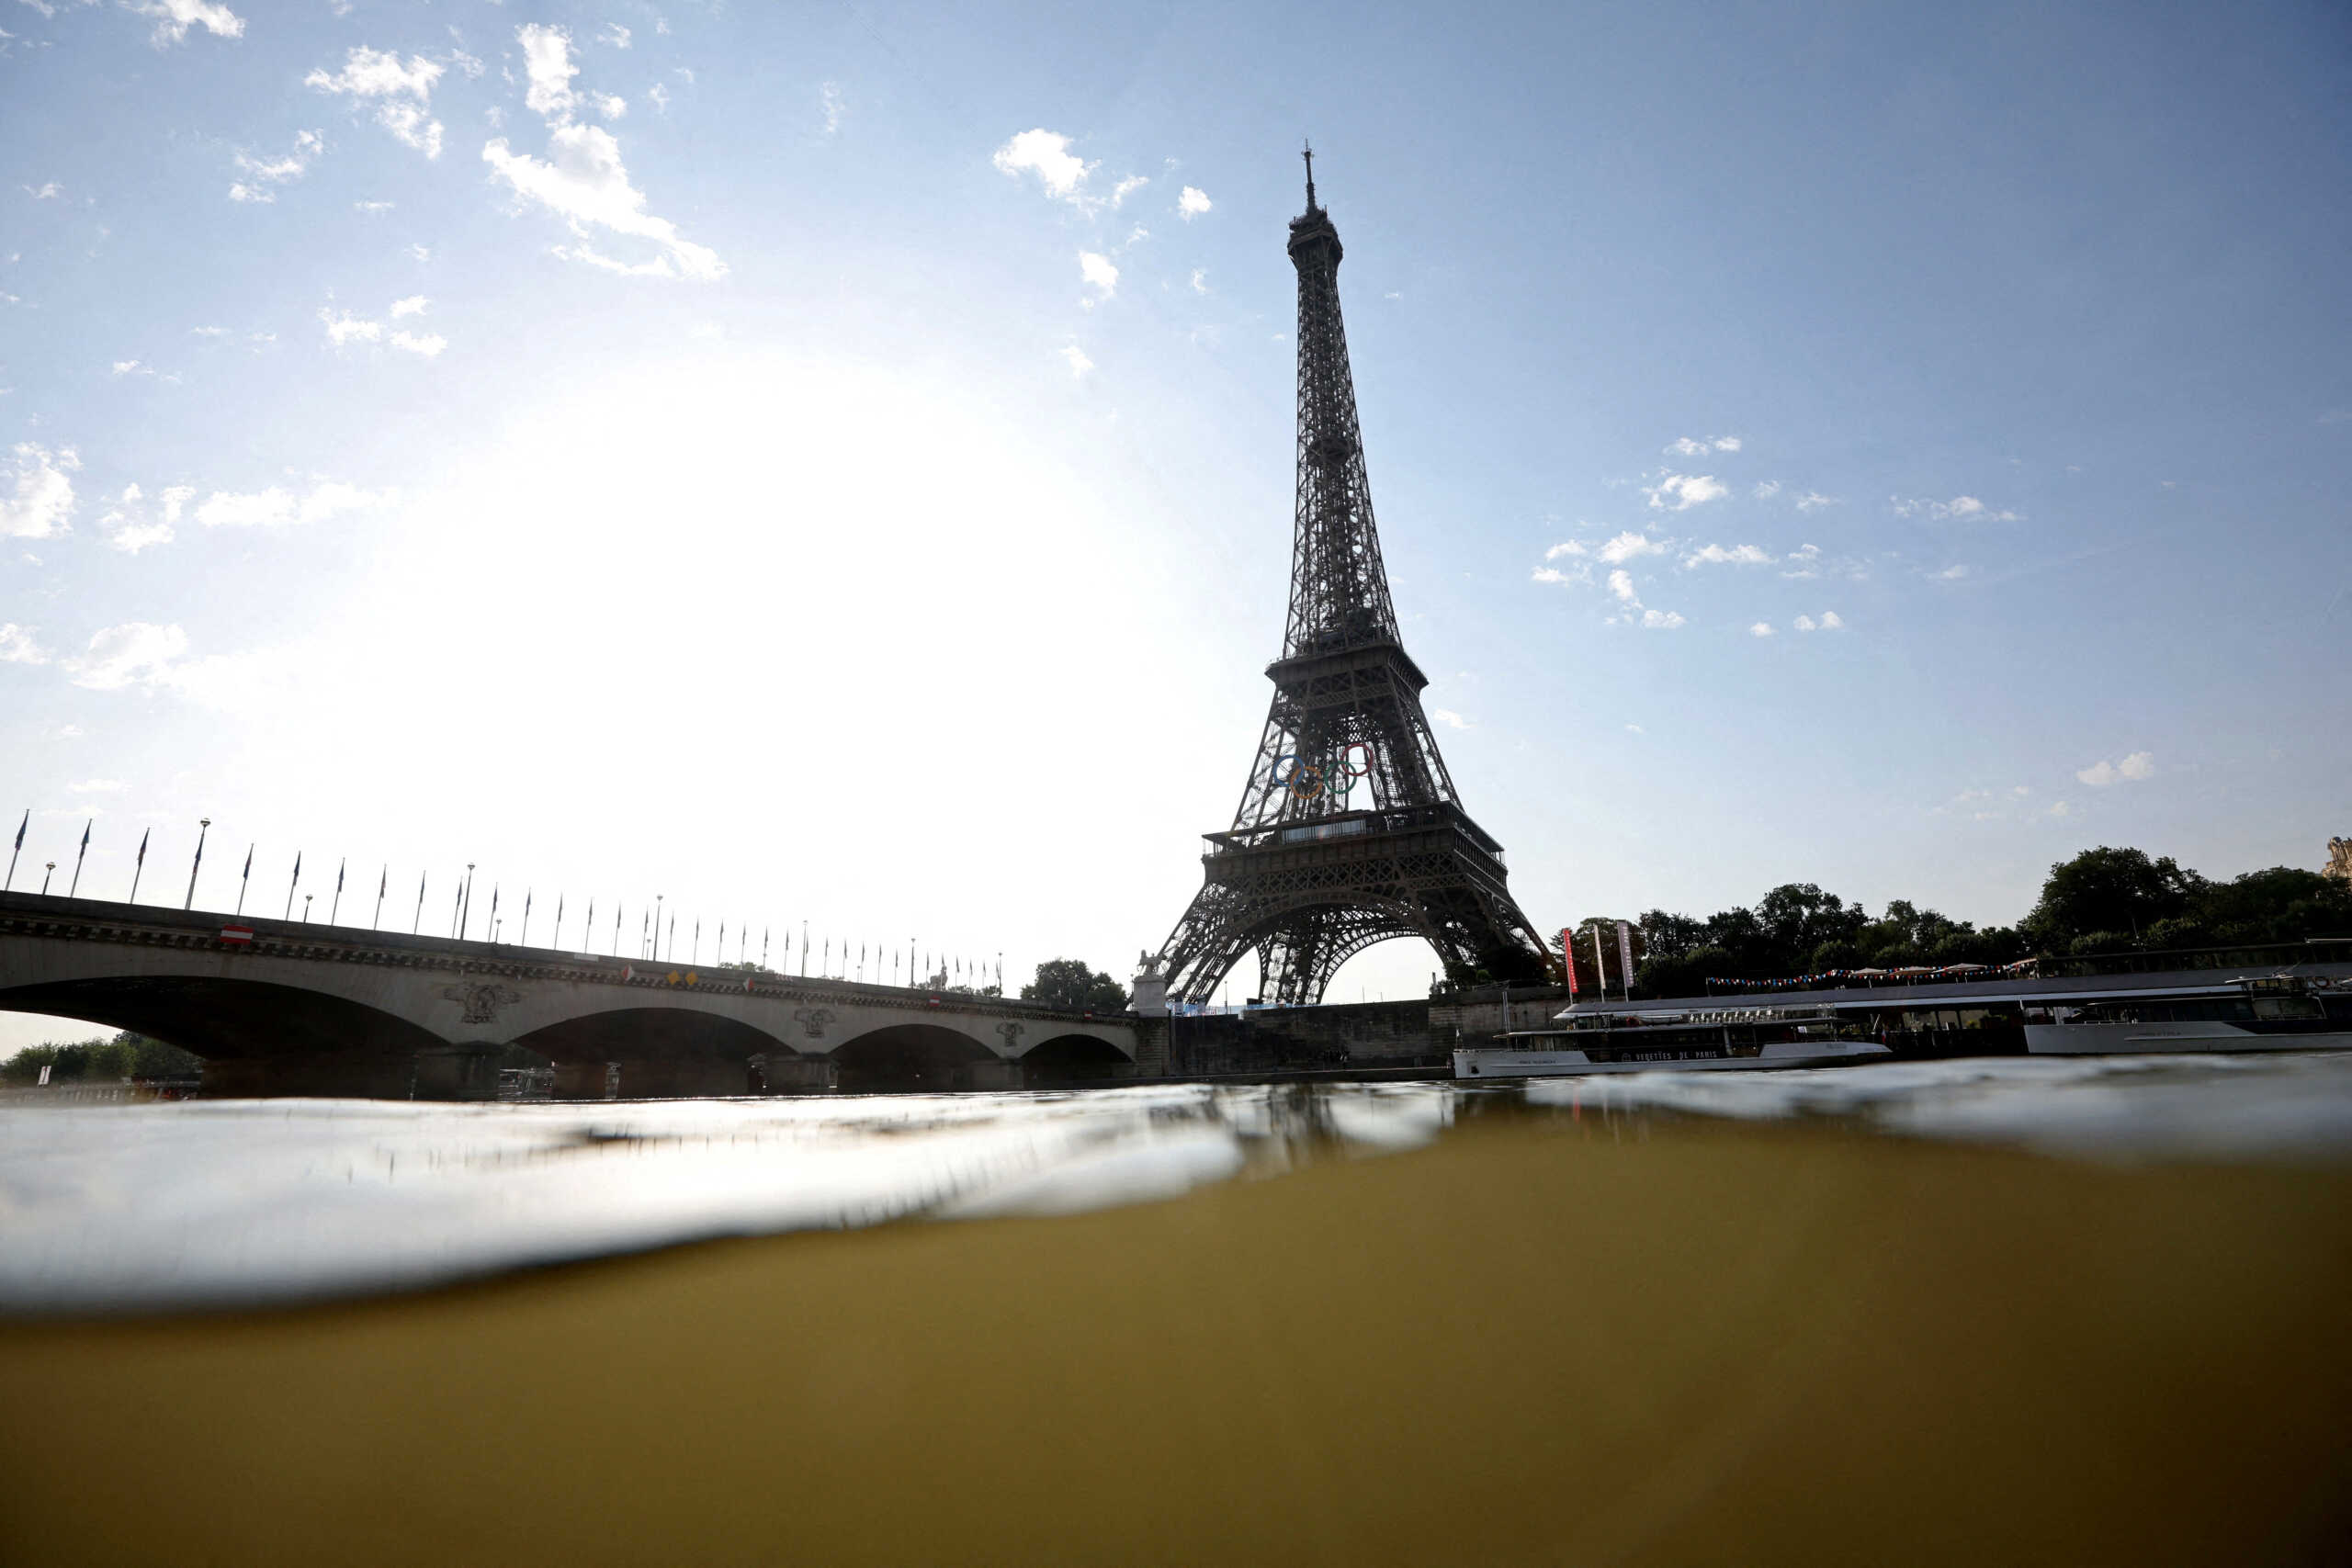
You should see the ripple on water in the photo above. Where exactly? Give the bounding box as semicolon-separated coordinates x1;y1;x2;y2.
2;1054;2346;1312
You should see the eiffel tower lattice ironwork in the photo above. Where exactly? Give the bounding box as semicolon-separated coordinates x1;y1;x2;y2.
1157;150;1550;1007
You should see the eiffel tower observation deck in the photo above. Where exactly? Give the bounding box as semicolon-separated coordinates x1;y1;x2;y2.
1157;150;1551;1007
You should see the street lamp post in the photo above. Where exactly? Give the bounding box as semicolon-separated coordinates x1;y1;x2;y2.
184;818;210;910
40;862;55;896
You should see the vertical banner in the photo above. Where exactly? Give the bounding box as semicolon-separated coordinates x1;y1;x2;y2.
1616;921;1635;998
1558;927;1577;996
1592;927;1610;997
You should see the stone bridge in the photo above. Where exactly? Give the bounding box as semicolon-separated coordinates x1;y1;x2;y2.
0;892;1157;1099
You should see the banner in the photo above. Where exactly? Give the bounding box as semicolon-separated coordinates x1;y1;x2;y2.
1616;921;1634;997
1558;927;1577;996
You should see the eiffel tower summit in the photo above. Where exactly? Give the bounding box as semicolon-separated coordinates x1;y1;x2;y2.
1157;149;1551;1007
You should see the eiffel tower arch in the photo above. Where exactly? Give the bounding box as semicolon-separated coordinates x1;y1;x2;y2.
1157;151;1551;1007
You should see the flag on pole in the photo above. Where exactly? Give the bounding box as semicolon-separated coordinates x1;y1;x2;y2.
136;829;148;868
69;818;89;897
1559;927;1577;997
129;827;150;903
1592;926;1610;996
11;809;23;852
1616;921;1635;998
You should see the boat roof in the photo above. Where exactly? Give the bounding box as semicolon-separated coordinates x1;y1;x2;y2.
1551;963;2352;1023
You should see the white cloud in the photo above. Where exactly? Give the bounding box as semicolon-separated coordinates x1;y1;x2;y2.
1624;723;1645;735
594;94;627;120
1607;569;1637;604
485;117;726;280
306;47;445;158
1189;267;1207;294
1110;175;1148;208
319;306;382;345
1178;185;1211;220
1792;615;1815;632
0;623;46;664
1530;565;1586;585
99;480;187;553
67;778;124;794
1059;344;1092;377
1640;609;1685;629
1681;542;1771;568
1077;251;1118;299
2050;800;2073;818
1544;541;1586;559
405;243;429;262
1642;471;1728;511
354;199;393;213
1596;530;1668;564
649;83;671;114
1792;611;1844;632
1749;621;1774;637
1793;491;1837;513
1431;708;1470;729
229;129;322;202
992;129;1093;202
67;623;187;691
1666;435;1740;457
195;479;392;528
1934;564;1970;581
597;22;630;48
111;359;145;376
1893;494;2022;522
820;81;843;135
24;182;62;199
518;23;579;119
1;443;76;539
2075;752;2154;788
129;0;243;46
390;330;445;357
1753;479;1781;499
389;295;427;317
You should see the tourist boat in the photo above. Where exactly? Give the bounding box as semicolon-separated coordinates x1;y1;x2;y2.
2021;975;2352;1055
1452;1003;1893;1079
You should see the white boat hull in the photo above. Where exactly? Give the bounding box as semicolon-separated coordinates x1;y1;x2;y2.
1453;1040;1892;1079
2023;1021;2352;1055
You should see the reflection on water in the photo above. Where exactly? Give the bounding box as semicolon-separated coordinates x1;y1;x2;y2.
2;1054;2346;1313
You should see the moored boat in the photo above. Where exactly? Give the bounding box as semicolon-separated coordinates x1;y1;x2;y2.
2022;975;2352;1055
1453;1003;1893;1079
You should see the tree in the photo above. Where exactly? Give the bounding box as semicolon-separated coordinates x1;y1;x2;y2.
2;1032;201;1084
2024;846;2205;951
1019;958;1128;1012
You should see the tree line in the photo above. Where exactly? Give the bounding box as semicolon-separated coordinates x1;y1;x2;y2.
1;1032;203;1085
1549;845;2351;998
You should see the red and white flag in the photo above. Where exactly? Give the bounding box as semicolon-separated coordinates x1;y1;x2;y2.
220;924;254;945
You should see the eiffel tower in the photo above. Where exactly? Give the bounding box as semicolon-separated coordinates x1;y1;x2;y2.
1157;150;1550;1007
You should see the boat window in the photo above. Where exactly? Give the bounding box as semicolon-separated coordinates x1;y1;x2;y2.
2252;996;2324;1021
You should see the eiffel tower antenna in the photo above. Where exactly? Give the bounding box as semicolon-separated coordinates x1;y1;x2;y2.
1156;155;1549;1007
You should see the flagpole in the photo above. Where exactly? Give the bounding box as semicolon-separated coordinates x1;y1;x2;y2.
413;871;427;934
68;819;90;897
4;808;25;892
284;852;301;920
460;864;475;940
666;914;674;961
330;858;345;925
611;902;621;956
554;894;564;949
184;819;211;910
235;842;252;915
521;889;531;946
374;864;387;930
128;828;150;904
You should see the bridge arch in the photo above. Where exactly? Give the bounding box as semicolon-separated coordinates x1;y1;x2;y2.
830;1023;995;1094
0;974;447;1064
512;1007;795;1066
1019;1032;1133;1087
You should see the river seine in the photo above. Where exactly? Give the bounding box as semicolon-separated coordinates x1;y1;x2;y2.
3;1054;2347;1564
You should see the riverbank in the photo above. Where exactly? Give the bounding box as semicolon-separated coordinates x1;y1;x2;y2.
3;1111;2347;1564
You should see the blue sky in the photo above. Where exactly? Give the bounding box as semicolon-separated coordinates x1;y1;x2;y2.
3;0;2347;1042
